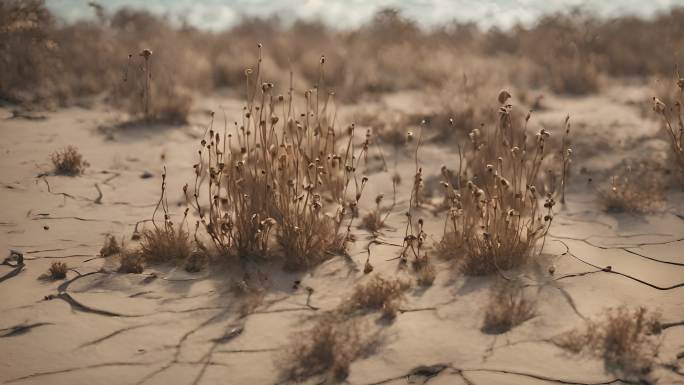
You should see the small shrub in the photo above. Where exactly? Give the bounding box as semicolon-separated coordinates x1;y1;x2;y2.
653;78;684;182
342;275;410;320
439;92;570;276
481;280;535;334
118;251;144;274
554;306;661;378
279;314;375;381
50;146;88;176
41;262;68;280
186;53;365;270
597;163;665;214
99;234;121;257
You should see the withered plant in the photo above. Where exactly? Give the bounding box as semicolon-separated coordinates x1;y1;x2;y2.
342;274;410;320
437;92;571;275
119;48;192;124
597;163;665;214
141;167;192;263
554;306;662;378
653;73;684;182
279;314;375;382
187;50;367;270
481;280;535;334
50;146;88;176
41;262;68;280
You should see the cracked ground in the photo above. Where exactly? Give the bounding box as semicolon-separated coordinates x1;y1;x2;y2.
1;86;684;385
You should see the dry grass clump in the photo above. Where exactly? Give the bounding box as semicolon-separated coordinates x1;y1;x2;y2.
118;250;144;274
481;280;535;334
653;75;684;182
50;146;88;176
342;275;410;320
99;234;121;257
139;226;191;263
597;163;666;214
187;52;365;270
279;314;375;382
40;262;68;280
140;169;193;264
438;92;571;275
554;306;662;378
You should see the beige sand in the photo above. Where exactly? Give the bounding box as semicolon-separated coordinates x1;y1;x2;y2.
1;85;683;385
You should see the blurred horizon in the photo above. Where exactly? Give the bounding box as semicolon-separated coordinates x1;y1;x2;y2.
46;0;684;31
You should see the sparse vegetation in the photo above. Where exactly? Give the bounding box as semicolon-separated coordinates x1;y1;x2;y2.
554;306;662;378
481;280;536;334
342;275;410;320
185;52;366;270
40;262;68;280
597;163;666;214
653;75;684;182
437;92;570;275
140;169;192;264
279;314;375;382
50;146;88;176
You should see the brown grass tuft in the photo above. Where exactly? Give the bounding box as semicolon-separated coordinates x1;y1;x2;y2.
554;306;661;378
342;275;410;320
278;314;376;382
41;262;68;280
50;146;88;176
139;225;191;264
481;280;535;334
653;75;684;182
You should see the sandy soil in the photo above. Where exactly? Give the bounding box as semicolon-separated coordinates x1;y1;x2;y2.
1;84;683;385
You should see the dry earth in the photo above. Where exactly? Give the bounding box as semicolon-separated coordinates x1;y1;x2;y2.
1;84;683;385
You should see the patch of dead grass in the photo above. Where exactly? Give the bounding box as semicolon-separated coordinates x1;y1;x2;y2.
481;280;535;334
554;306;662;378
50;146;88;176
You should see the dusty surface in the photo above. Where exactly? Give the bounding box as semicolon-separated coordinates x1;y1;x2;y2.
1;85;684;385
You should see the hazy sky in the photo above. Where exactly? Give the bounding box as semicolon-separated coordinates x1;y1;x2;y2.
46;0;684;30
